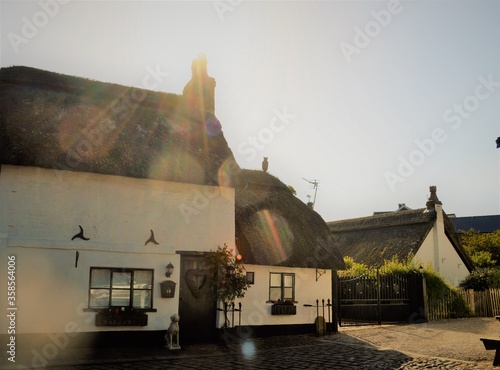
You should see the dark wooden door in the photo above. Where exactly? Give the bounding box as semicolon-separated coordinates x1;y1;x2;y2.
178;253;216;342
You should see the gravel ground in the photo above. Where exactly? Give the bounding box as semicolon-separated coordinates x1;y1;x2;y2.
326;317;499;366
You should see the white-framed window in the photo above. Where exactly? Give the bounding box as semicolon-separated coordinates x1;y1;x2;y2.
89;268;154;310
269;272;295;302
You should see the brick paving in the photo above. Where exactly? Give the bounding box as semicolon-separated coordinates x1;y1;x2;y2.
2;334;495;369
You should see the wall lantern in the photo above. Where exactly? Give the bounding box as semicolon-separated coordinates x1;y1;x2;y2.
165;262;174;278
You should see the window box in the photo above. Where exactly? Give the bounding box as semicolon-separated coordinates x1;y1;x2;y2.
271;303;297;315
95;311;148;326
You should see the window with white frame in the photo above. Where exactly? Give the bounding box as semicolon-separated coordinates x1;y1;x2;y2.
269;272;295;302
89;268;154;310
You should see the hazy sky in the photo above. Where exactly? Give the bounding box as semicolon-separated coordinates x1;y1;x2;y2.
1;0;499;222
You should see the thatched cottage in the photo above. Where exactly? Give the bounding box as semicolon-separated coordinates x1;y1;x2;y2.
0;57;344;359
328;187;474;285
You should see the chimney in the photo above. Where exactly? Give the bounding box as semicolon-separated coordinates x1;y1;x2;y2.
183;54;216;113
426;186;442;211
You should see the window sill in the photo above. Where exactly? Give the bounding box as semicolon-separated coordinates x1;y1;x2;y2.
266;301;297;304
84;308;157;313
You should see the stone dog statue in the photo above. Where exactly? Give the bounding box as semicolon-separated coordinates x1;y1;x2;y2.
165;314;181;349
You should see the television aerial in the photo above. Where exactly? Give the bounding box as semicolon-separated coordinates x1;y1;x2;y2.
302;178;319;209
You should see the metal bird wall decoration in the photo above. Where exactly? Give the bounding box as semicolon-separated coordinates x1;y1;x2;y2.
71;225;90;241
145;229;159;245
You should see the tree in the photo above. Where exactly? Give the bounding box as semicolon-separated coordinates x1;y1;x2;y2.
205;243;250;327
460;229;500;268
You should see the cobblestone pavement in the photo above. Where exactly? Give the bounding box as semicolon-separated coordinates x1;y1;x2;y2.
5;334;494;370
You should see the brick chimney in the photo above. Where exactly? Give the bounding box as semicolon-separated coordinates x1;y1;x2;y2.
182;54;216;113
426;185;442;211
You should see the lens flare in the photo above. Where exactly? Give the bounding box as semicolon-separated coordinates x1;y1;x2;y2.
255;209;294;263
148;148;204;183
57;95;126;164
205;116;222;137
217;157;240;188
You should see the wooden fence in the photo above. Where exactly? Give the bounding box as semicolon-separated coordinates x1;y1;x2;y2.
428;289;500;321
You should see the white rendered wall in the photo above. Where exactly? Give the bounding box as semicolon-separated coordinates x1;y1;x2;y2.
221;264;332;329
414;206;470;286
0;165;235;333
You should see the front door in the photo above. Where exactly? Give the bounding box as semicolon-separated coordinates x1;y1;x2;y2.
178;253;216;342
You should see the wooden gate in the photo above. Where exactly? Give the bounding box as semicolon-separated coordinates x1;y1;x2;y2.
338;271;425;326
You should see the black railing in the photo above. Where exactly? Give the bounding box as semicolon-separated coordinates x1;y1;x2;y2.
217;302;242;328
303;299;332;335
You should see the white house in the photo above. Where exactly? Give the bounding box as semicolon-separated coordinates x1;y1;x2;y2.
0;58;344;366
231;169;345;337
327;186;474;286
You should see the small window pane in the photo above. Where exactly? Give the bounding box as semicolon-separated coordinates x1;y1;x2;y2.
284;274;293;287
91;269;110;288
112;272;131;288
111;289;131;306
133;290;151;309
90;289;109;307
284;288;293;300
270;273;281;287
246;272;255;284
270;288;281;301
134;270;152;289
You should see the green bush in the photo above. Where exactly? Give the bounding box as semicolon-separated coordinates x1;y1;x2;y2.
338;256;369;277
459;267;500;290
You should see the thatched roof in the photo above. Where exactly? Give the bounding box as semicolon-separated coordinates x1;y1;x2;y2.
327;208;474;271
0;65;345;270
234;169;346;270
0;66;237;186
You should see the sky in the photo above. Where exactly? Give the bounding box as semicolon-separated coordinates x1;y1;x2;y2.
1;0;499;222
